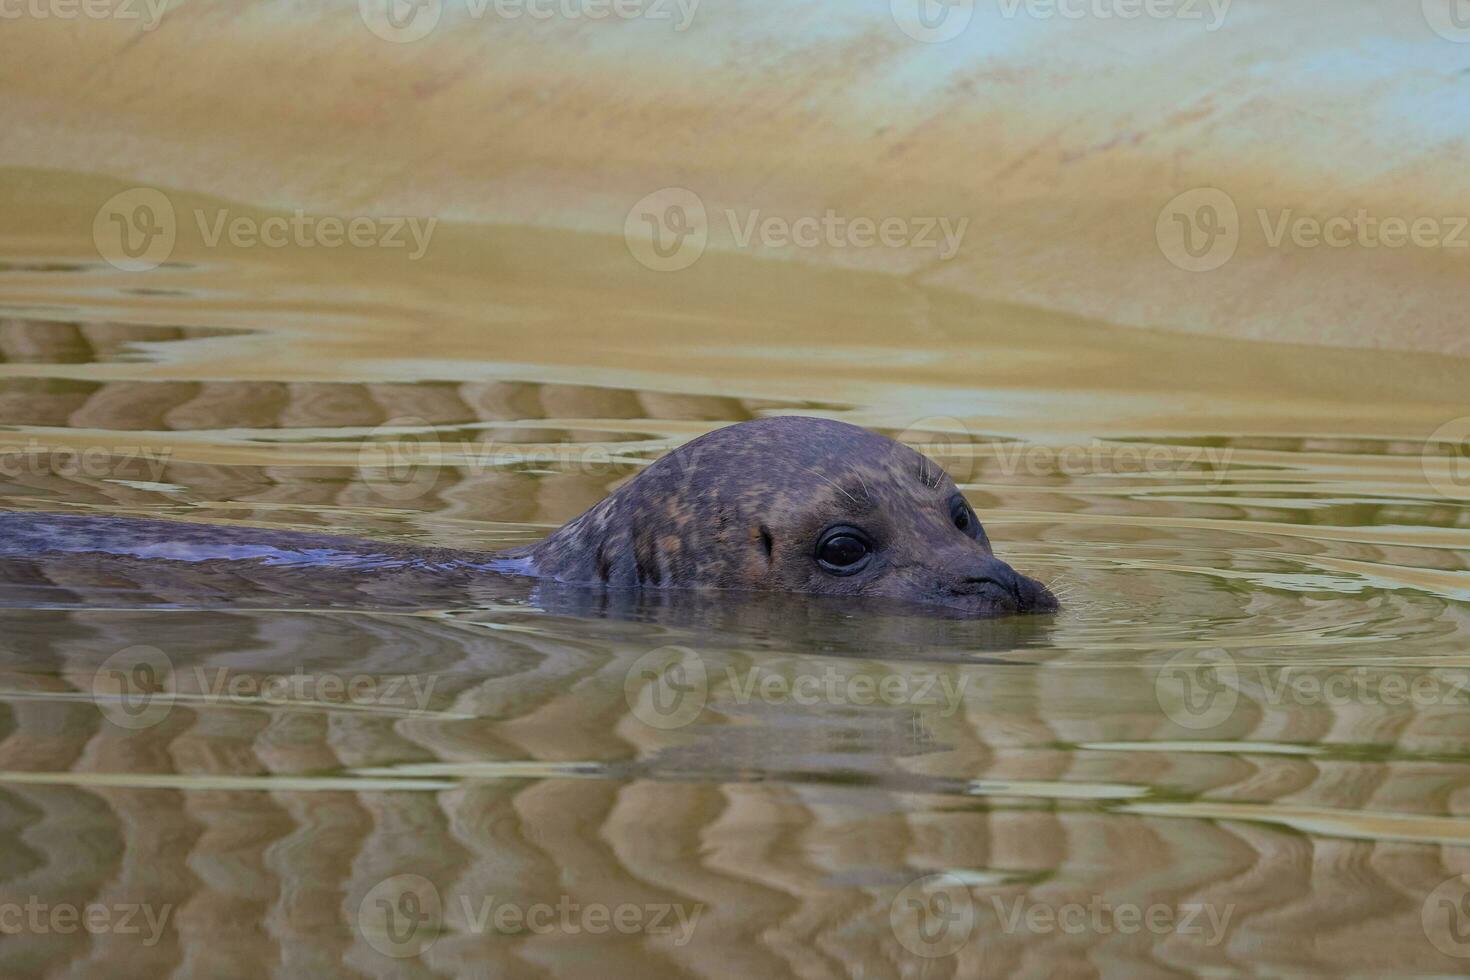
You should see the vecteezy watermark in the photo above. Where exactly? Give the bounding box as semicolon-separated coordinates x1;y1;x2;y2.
996;0;1229;30
0;898;172;946
356;416;651;503
1254;210;1470;251
0;0;169;30
1157;187;1470;272
623;646;971;731
727;663;970;716
889;872;1233;958
892;415;1234;487
1423;416;1470;499
90;645;439;730
623;188;969;272
623;188;709;272
192;210;436;260
1423;874;1470;958
891;0;1228;43
1155;187;1240;272
0;440;171;483
1155;650;1240;730
357;418;448;503
358;0;698;43
93;188;177;273
891;416;989;484
725;209;969;261
1156;650;1470;731
357;875;703;958
891;873;976;958
359;0;442;43
890;0;975;43
1423;0;1470;42
988;894;1233;945
624;646;709;730
988;439;1231;483
92;188;438;272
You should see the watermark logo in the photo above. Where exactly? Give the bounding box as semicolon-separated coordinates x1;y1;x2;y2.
891;0;975;43
358;417;446;503
893;416;983;484
1155;649;1239;731
890;872;975;958
1424;875;1470;957
1423;416;1470;499
360;0;441;42
625;646;708;730
93;188;177;272
1156;187;1239;272
0;0;170;30
1424;0;1470;42
624;188;709;272
92;645;175;730
359;874;442;958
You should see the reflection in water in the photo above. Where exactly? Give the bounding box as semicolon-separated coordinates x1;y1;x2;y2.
0;319;242;365
1;224;1470;977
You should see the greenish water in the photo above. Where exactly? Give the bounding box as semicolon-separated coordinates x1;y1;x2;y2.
1;173;1470;977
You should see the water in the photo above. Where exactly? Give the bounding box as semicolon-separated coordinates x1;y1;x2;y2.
2;171;1470;977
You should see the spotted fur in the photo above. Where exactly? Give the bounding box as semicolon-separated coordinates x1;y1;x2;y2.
512;417;1057;617
0;417;1058;618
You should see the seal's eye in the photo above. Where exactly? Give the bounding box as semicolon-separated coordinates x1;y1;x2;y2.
950;496;982;541
815;526;873;575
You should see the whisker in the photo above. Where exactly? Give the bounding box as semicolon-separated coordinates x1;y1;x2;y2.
807;468;858;505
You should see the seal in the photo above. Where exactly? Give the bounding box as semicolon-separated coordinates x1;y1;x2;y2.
0;416;1058;618
507;416;1057;616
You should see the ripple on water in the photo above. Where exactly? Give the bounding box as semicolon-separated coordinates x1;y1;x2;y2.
0;266;1466;976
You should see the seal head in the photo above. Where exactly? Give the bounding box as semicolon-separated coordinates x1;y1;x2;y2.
518;416;1058;618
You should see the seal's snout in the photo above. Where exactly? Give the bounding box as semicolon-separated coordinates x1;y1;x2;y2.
943;555;1019;610
952;556;1020;597
1015;570;1060;614
947;556;1058;615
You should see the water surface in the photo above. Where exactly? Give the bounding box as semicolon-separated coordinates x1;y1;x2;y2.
1;172;1469;977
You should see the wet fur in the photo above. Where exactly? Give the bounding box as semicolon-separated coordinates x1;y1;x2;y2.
0;417;1057;618
511;417;1055;616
